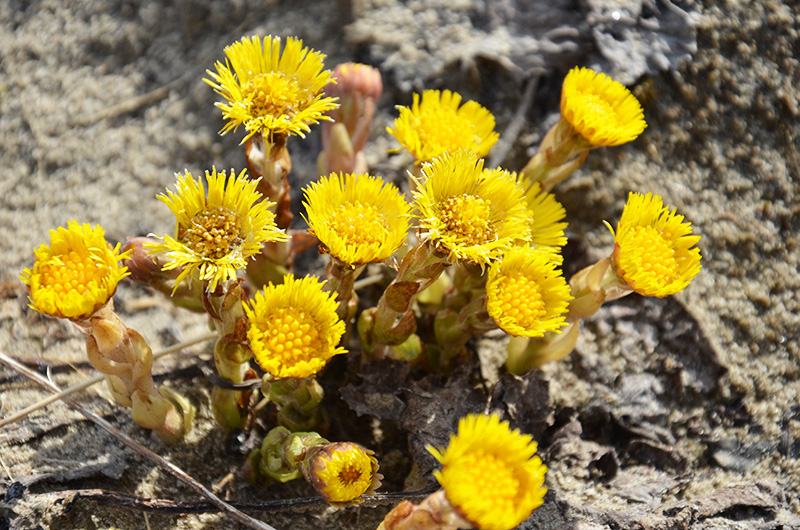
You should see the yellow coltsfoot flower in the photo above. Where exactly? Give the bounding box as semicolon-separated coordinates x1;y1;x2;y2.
522;179;569;252
20;222;193;443
205;35;339;143
304;172;410;266
20;221;130;320
561;66;647;147
487;246;573;337
521;66;647;191
148;168;286;293
427;413;548;530
414;150;531;266
244;274;346;379
610;192;702;297
388;89;499;163
304;441;382;506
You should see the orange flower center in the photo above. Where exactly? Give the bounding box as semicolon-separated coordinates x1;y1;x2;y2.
262;308;323;365
184;207;241;260
439;194;496;246
626;225;678;284
244;72;303;118
327;201;387;247
417;108;475;155
495;273;547;329
39;250;104;295
338;463;364;486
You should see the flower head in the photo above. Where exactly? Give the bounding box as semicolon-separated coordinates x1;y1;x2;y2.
148;168;286;293
414;151;530;266
306;442;381;506
303;173;410;266
487;246;573;337
428;414;547;530
610;192;702;297
20;221;130;321
388;90;499;162
244;274;346;379
520;178;569;254
560;66;647;147
205;35;338;143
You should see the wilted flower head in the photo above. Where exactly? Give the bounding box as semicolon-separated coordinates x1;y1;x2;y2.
148;168;286;293
414;150;530;266
20;221;130;321
560;66;647;147
487;246;573;337
428;413;548;530
610;192;702;297
205;35;338;143
306;441;381;506
388;89;499;162
303;173;410;266
244;274;346;379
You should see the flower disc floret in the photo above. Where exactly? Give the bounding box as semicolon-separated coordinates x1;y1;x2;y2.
205;35;339;143
303;173;410;265
611;192;702;297
308;442;381;505
560;66;647;146
388;90;499;162
487;246;573;337
414;151;531;265
148;168;286;293
20;221;130;321
244;274;346;379
428;414;547;530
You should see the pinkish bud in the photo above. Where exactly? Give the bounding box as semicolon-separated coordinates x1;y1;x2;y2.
328;63;383;102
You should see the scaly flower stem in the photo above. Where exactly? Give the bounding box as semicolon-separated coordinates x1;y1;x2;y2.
246;132;294;288
80;302;193;444
250;426;325;483
505;323;581;374
377;489;471;530
567;256;632;321
434;293;496;367
203;281;257;431
521;117;591;192
361;242;451;359
262;376;326;432
326;258;365;326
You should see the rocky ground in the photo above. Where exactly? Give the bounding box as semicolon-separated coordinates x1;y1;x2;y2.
0;0;798;529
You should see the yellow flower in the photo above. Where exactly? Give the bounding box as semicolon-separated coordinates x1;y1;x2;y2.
388;89;499;162
610;192;702;297
20;221;130;321
521;178;569;253
486;246;573;337
243;274;346;379
303;173;410;266
205;35;338;143
307;442;381;506
428;414;547;530
148;168;286;292
414;150;530;265
560;66;647;147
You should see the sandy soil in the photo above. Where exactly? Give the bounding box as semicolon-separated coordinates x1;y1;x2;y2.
1;0;798;529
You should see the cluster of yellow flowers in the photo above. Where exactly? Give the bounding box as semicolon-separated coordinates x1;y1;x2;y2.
19;33;703;529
